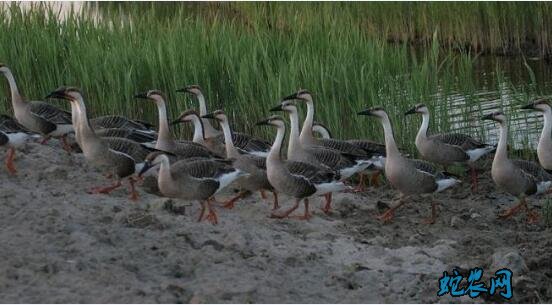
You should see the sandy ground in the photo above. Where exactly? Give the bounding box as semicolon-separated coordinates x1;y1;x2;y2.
1;141;551;303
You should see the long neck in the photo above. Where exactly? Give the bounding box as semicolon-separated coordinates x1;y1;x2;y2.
380;114;400;158
268;125;285;162
157;155;175;186
287;108;302;157
417;112;430;141
495;121;509;161
539;109;552;150
3;69;24;106
197;93;219;137
190;115;206;144
219;117;238;158
299;100;316;145
74;97;99;144
155;99;174;150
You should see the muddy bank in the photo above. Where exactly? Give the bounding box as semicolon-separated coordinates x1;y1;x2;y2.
0;141;551;303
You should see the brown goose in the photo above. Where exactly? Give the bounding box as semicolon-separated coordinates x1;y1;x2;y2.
0;64;73;151
256;115;347;220
201;110;279;210
46;87;157;200
134;90;218;159
0;114;38;174
176;85;271;156
311;121;387;191
358;107;460;224
138;151;247;224
521;99;552;170
482;111;552;223
405;104;495;191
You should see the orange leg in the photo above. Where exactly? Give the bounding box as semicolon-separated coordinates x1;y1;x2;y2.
377;198;407;224
5;147;17;175
526;209;540;224
321;193;333;214
498;198;527;220
61;135;72;153
260;189;267;199
87;180;122;195
40;136;51;145
128;177;139;201
204;199;219;225
421;202;438;225
352;174;366;193
290;199;312;220
220;191;247;209
470;167;478;192
198;201;207;222
271;191;279;210
271;199;301;219
370;171;381;187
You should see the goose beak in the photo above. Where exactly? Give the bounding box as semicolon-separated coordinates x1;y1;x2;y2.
269;104;283;112
169;118;182;126
404;107;417;115
520;103;536;110
357;109;373;116
175;86;191;94
45;90;67;100
255;119;270;126
282;93;298;101
481;113;495;121
201;113;216;120
134;92;148;99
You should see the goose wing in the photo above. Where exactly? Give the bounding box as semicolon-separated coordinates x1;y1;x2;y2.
171;158;235;180
91;115;154;132
219;132;271;153
306;145;353;169
512;160;552;183
432;133;487;150
318;138;368;156
96;128;157;143
174;140;221;159
0;114;31;133
286;160;340;183
346;139;386;156
102;137;154;161
29;101;72;125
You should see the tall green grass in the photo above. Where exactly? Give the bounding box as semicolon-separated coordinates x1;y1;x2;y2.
0;2;549;153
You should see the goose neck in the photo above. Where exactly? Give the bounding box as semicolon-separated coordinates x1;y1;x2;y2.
2;68;24;107
539;109;552;150
190;114;206;144
380;114;400;158
197;93;219;137
287;108;302;157
268;125;285;163
155;99;175;151
219;117;238;158
495;121;509;162
299;100;316;146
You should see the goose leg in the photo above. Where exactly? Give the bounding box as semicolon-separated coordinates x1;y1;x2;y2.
220;190;247;209
260;190;267;199
321;193;333;214
40;136;51;145
205;199;219;225
370;171;381;187
377;196;406;224
197;201;207;222
128;177;139;201
88;180;122;195
470;166;478;192
271;199;301;219
290;199;312;220
60;135;72;153
498;198;526;220
526;208;540;224
352;173;366;193
271;191;279;210
5;147;17;175
421;202;438;224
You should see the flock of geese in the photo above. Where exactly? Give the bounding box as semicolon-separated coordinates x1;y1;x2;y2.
2;63;552;225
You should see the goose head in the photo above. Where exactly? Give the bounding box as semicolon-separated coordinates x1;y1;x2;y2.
405;103;429;116
282;89;313;102
0;63;9;75
138;151;169;177
201;110;227;123
255;115;286;128
312;121;332;139
170;109;201;126
45;86;83;102
481;111;507;124
521;98;552;113
357;106;388;120
134;89;167;105
176;85;203;96
269;100;297;113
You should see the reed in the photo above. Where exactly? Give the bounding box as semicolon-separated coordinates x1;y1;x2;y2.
0;2;548;153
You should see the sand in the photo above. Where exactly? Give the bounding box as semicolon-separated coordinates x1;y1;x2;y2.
0;140;551;303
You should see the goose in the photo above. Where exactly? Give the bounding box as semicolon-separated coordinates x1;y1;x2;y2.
311;121;387;191
138;151;247;224
176;85;271;156
521;99;552;170
169;109;225;156
270;101;373;213
256;115;348;220
200;110;279;210
358;107;460;224
0;64;73;151
133;90;219;159
405;104;495;191
0;114;38;174
46;87;158;200
482;111;552;223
